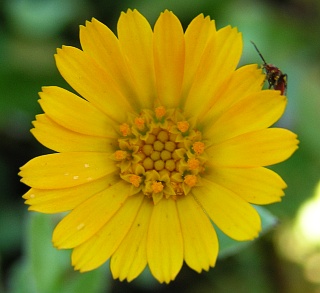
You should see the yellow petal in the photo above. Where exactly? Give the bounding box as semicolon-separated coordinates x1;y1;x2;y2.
153;10;185;108
52;180;130;248
23;173;119;213
72;194;144;271
205;166;286;204
80;18;141;108
39;86;118;138
205;90;287;143
19;152;117;189
176;195;218;273
118;9;156;109
184;25;242;118
195;179;261;241
32;114;116;153
55;46;134;122
110;197;152;282
207;128;299;167
199;64;265;127
181;14;216;104
147;198;183;283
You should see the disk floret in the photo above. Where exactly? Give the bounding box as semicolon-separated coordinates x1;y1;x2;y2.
113;107;207;204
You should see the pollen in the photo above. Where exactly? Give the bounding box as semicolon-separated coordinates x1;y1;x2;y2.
134;117;145;130
177;121;189;133
129;175;142;188
155;106;166;119
193;141;205;155
187;158;200;170
184;175;197;187
114;150;127;160
120;123;131;136
152;181;164;193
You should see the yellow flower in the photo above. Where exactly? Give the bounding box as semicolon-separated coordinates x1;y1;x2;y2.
19;9;299;283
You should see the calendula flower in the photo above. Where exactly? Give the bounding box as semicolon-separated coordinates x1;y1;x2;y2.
19;9;299;283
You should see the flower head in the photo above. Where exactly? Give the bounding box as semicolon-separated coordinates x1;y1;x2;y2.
19;9;298;283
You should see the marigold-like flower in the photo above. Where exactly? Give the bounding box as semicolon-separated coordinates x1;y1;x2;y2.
19;9;299;283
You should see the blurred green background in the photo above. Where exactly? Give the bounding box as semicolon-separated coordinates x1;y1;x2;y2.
1;0;319;292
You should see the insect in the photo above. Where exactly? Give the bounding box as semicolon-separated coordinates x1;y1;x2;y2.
251;41;287;95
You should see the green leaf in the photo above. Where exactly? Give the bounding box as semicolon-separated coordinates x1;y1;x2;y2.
28;213;70;293
217;206;278;258
9;213;111;293
8;261;36;293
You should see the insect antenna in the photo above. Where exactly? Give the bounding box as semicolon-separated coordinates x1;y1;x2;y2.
250;41;268;65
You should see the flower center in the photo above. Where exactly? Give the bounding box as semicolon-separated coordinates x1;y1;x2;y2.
113;107;207;204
